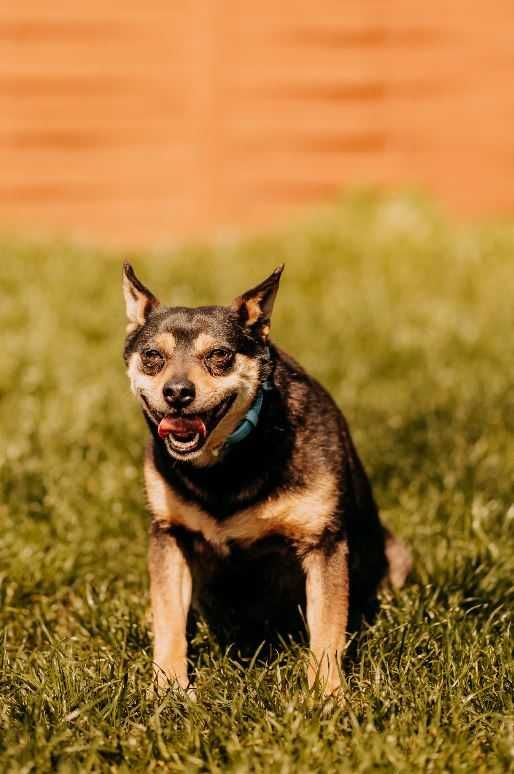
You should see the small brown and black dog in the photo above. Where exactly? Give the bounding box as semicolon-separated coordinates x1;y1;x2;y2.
122;263;411;697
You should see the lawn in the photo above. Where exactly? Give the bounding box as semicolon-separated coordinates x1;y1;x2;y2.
0;192;512;772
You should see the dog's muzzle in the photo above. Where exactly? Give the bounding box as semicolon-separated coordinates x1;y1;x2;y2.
156;394;236;456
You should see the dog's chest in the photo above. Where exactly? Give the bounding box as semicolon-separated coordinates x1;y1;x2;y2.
186;531;307;641
144;453;337;552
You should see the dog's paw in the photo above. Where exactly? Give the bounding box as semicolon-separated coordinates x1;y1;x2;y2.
147;668;196;703
147;681;196;703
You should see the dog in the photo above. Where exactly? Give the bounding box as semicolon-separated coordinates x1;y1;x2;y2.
122;262;411;697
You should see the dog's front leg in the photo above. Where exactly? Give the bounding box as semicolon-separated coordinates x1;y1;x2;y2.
303;540;349;696
149;525;192;692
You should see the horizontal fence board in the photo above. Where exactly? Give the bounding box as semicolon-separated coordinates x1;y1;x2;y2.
1;0;514;243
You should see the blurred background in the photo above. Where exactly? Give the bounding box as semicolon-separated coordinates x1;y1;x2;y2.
3;0;514;245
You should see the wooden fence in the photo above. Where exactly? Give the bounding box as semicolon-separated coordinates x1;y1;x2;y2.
2;1;514;244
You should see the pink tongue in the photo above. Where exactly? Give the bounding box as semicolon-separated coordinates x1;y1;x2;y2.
158;415;206;440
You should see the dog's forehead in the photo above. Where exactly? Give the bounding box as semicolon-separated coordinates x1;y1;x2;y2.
156;306;236;346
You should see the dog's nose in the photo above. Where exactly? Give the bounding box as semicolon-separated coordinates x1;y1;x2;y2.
163;378;195;408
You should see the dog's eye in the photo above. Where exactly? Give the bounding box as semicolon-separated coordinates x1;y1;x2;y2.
141;349;165;374
204;348;234;373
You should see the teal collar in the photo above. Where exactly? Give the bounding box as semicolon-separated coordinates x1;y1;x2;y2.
223;379;272;448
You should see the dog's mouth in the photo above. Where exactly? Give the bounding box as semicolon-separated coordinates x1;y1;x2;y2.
143;394;236;456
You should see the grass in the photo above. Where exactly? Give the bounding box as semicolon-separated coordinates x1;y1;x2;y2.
0;191;513;772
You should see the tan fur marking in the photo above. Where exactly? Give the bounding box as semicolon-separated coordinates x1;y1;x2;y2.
127;351;143;396
187;359;216;398
303;543;349;696
144;446;337;549
153;332;176;357
193;332;221;354
127;337;180;407
127;350;173;400
126;333;176;400
244;297;262;327
149;529;192;690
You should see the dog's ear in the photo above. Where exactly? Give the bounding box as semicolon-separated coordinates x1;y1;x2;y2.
122;262;159;332
231;265;284;341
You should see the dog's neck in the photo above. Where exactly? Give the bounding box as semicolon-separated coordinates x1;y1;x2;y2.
148;382;294;520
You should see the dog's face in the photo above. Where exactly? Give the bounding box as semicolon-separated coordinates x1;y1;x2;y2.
122;263;283;464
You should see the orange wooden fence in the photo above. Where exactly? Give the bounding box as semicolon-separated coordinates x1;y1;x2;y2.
2;1;514;244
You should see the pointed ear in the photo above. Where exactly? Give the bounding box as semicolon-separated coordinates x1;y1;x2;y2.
231;264;284;341
122;262;159;332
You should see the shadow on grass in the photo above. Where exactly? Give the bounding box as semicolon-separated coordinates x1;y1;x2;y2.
186;577;389;677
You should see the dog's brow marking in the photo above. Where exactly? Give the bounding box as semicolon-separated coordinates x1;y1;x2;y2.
144;446;336;549
154;332;176;356
194;333;222;354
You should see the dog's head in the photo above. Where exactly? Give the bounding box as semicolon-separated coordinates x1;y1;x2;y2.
122;263;283;465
